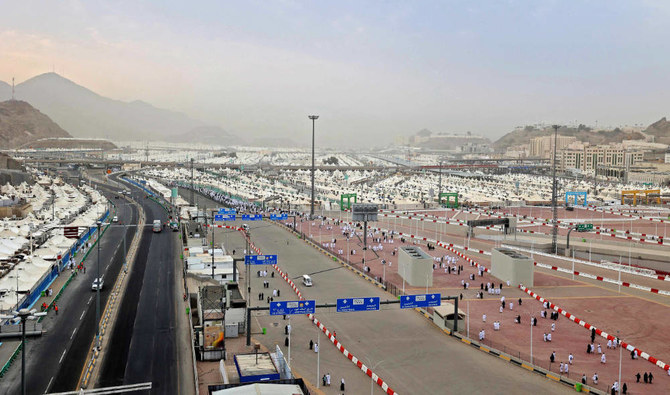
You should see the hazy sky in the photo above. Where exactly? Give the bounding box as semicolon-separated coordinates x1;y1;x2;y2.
1;1;670;146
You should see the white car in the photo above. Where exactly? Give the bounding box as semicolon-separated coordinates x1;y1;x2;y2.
92;278;104;291
112;216;119;223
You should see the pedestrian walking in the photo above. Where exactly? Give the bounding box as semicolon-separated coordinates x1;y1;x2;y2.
643;372;648;383
550;351;555;363
309;339;313;350
581;374;587;385
635;372;641;382
593;373;598;385
649;372;653;383
285;337;289;347
622;382;627;394
54;304;59;315
340;378;345;391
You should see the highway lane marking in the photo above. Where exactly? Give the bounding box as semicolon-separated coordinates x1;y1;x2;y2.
70;328;77;339
80;310;86;320
87;296;93;305
46;376;54;393
59;349;67;363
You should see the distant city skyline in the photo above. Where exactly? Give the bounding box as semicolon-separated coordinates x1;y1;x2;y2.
1;1;670;147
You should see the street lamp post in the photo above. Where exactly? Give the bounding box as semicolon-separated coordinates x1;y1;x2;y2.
617;330;622;394
438;159;443;208
551;124;560;254
1;308;46;395
308;115;319;219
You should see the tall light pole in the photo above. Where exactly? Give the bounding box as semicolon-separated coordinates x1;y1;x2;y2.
438;159;443;208
95;220;102;350
551;125;560;255
1;308;46;395
617;330;622;394
308;115;319;219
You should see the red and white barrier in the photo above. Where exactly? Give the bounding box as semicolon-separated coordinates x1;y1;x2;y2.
519;285;670;372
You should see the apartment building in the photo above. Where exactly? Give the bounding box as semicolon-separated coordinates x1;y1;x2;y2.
529;135;577;158
556;142;644;172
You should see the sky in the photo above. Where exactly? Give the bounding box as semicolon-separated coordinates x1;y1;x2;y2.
1;0;670;147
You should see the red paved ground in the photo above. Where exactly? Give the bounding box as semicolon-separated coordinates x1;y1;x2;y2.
290;217;670;393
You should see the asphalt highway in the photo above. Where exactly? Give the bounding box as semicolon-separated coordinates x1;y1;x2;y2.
97;174;183;394
0;181;138;394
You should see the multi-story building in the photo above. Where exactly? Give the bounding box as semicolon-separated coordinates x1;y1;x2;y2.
529;135;577;158
557;142;644;173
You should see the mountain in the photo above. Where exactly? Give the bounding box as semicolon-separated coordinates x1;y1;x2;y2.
0;100;71;149
493;125;646;152
8;73;239;144
643;117;670;145
0;80;10;99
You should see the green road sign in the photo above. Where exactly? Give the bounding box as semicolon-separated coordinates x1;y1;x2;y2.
576;223;593;232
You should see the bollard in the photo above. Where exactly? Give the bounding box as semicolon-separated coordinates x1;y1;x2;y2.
186;307;190;315
262;328;266;335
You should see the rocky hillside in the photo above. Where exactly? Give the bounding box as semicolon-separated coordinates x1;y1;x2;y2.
493;125;645;152
644;117;670;145
0;100;71;149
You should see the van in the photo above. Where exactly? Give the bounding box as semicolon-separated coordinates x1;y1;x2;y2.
302;274;313;287
152;220;162;233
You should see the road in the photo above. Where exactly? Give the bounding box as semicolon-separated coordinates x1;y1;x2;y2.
96;173;189;394
185;188;568;394
0;181;138;394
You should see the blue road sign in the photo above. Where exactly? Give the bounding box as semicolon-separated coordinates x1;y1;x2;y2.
214;214;224;221
218;208;236;215
270;213;288;220
400;293;441;309
242;214;262;221
244;255;278;265
336;297;380;313
220;214;236;221
270;300;315;316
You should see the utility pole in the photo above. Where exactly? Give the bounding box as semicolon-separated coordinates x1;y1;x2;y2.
308;115;319;219
551;125;559;255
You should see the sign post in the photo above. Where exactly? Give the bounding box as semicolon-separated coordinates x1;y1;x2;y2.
244;255;278;266
270;300;316;315
400;293;441;309
336;297;380;312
